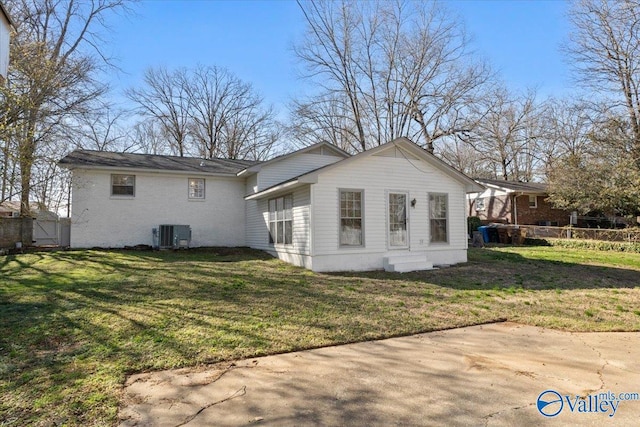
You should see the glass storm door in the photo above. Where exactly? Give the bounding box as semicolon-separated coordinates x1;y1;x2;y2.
388;192;408;248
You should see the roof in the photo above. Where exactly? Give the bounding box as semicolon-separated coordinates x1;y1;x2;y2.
237;141;350;176
0;201;53;216
246;137;484;200
475;178;548;194
59;150;259;176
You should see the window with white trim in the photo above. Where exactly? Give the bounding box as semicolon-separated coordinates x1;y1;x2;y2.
268;194;293;245
528;195;537;208
188;178;205;199
340;189;364;246
429;193;448;243
475;197;485;211
111;174;135;196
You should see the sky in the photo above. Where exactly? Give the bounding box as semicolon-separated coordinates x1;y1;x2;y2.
105;0;572;114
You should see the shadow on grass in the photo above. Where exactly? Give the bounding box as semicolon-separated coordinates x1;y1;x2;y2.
1;246;639;425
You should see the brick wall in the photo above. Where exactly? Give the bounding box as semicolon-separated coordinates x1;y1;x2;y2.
470;194;513;224
470;194;572;226
514;195;571;226
0;217;33;248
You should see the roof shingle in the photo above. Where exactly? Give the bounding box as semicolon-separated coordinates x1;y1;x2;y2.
475;178;548;193
59;150;259;175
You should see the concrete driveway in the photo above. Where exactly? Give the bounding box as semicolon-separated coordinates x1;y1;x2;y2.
119;322;640;426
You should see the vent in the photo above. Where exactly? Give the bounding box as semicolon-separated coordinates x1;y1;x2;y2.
157;225;191;249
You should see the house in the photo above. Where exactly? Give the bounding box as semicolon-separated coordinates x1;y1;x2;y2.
467;178;571;226
0;201;56;219
0;2;14;84
59;137;483;272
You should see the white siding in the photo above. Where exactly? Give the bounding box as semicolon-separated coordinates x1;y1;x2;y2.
245;185;311;255
310;154;468;271
70;169;246;248
0;13;10;80
245;198;268;249
256;153;343;191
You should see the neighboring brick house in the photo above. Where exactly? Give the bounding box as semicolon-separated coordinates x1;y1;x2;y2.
467;179;572;226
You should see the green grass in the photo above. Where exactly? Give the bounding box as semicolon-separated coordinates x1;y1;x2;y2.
1;246;640;425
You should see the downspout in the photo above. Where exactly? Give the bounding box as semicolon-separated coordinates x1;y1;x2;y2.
513;194;519;225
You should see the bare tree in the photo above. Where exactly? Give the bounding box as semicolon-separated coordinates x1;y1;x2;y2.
186;65;279;160
128;65;281;160
126;66;192;156
65;104;132;151
1;0;130;215
567;0;640;166
436;137;493;178
462;86;542;181
293;0;490;152
130;120;169;155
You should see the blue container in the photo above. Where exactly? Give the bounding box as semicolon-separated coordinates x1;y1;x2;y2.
478;226;490;244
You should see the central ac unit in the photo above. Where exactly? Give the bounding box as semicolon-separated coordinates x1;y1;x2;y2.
156;224;191;249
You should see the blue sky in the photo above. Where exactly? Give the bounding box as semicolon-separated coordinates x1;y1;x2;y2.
106;0;571;112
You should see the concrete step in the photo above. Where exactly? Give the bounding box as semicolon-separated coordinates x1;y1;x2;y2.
383;253;434;273
386;260;434;273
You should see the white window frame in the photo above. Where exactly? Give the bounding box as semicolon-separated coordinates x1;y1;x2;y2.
268;194;293;245
429;193;448;244
111;174;135;197
339;189;364;247
475;197;485;211
528;195;538;208
188;178;205;200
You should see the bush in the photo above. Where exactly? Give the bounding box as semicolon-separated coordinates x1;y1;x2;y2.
525;237;640;253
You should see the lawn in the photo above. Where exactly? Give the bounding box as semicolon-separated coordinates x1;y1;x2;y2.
1;246;639;425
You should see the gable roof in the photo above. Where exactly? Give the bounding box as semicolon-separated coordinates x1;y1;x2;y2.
475;178;548;194
59;150;259;176
246;137;484;200
0;201;54;216
237;141;350;176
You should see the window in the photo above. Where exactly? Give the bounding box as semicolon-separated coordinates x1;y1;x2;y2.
429;193;448;243
188;178;205;199
340;190;363;246
475;197;485;211
268;194;293;245
528;195;537;208
111;174;135;196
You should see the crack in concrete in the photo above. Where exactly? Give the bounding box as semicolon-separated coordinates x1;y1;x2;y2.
174;385;247;427
482;402;535;426
171;362;259;427
572;333;609;396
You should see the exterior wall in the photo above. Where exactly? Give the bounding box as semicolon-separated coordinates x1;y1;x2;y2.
70;169;246;248
514;195;571;226
469;190;512;224
0;12;9;81
311;249;468;273
256;153;343;191
246;185;312;267
310;154;469;271
469;191;571;226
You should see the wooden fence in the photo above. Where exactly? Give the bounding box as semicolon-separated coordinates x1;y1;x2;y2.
519;225;640;243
